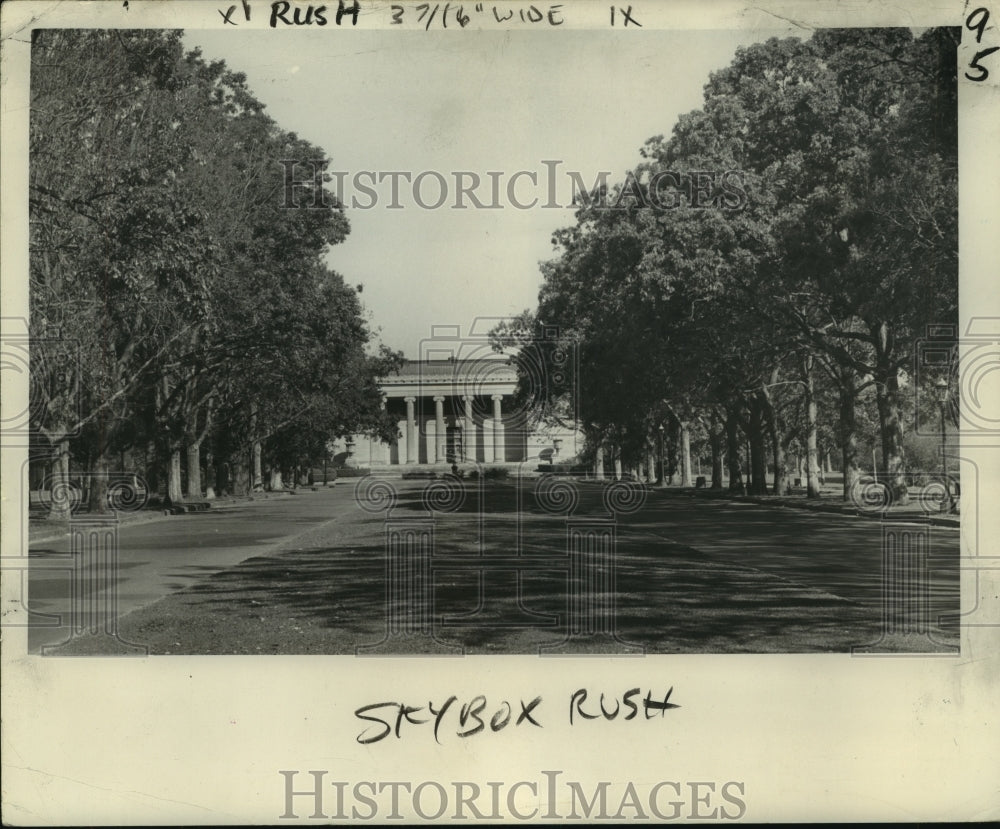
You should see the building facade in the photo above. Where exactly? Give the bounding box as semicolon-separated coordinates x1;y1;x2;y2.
333;358;579;469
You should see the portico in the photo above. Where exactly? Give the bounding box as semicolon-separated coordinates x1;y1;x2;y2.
336;358;550;468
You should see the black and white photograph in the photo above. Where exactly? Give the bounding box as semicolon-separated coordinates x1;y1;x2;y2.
2;0;998;823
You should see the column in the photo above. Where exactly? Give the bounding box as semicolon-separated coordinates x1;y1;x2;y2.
434;396;446;463
425;417;435;465
405;397;417;464
491;394;505;464
395;419;406;465
484;419;495;463
463;396;475;462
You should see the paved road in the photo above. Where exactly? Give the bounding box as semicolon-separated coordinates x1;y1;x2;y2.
25;481;960;653
26;488;362;652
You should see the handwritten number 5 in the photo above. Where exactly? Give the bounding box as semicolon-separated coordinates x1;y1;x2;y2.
966;45;1000;80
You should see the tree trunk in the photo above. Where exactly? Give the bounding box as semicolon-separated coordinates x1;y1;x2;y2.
248;402;264;490
764;394;788;496
230;454;249;497
678;422;692;487
875;379;906;500
185;442;202;500
269;466;283;490
872;322;907;502
144;440;160;502
771;428;788;496
252;440;263;490
839;376;861;501
216;459;230;497
47;437;73;520
802;356;821;498
613;447;623;482
748;395;767;495
646;445;658;485
30;450;46;491
725;405;743;492
761;368;786;495
709;423;724;489
594;444;605;480
667;426;678;484
88;451;110;515
874;375;907;501
80;455;92;507
166;448;184;505
204;446;216;500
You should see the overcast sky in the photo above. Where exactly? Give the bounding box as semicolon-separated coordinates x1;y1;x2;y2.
183;27;793;357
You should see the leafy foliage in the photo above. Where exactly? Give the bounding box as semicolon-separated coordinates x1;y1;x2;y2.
498;27;958;498
29;30;397;509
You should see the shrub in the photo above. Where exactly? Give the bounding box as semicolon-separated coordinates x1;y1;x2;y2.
332;466;370;478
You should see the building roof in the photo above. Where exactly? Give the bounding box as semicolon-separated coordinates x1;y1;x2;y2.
385;358;517;379
380;358;519;397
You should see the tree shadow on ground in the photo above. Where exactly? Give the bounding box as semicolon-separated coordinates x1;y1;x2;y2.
54;496;959;655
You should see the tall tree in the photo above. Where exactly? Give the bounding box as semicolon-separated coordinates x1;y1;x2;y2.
30;30;399;514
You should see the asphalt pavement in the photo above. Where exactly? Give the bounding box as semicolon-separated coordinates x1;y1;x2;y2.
24;480;961;653
25;487;361;652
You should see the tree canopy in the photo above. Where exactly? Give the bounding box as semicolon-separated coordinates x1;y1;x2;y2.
495;27;958;502
30;29;400;514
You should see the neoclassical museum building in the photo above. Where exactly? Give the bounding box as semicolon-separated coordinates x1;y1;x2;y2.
331;357;581;470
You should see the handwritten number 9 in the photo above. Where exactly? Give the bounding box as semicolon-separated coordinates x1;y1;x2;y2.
968;7;989;42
